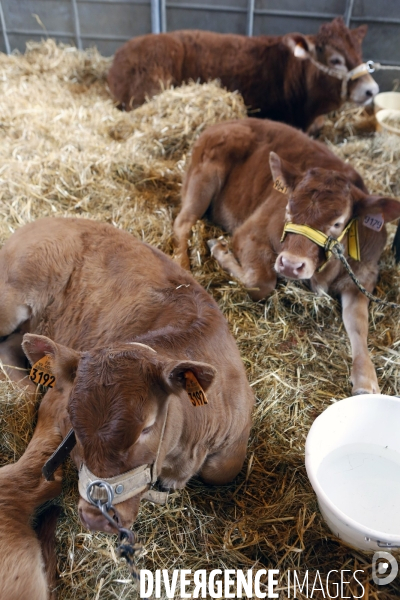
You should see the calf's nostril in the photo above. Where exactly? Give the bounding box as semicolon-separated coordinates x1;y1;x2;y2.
365;89;373;98
294;262;305;274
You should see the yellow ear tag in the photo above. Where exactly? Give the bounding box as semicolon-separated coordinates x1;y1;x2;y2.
273;178;288;194
184;371;208;407
29;356;56;388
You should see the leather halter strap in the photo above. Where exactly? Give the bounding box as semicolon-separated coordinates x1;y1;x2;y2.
78;403;169;506
313;58;375;99
304;50;375;99
280;218;360;272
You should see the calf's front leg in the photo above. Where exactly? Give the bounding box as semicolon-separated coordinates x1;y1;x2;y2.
208;238;277;301
341;288;380;395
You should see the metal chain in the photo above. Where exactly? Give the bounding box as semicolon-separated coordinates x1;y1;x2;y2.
329;242;400;309
87;481;149;597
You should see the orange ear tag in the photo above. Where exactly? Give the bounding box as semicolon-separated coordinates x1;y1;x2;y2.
29;356;56;388
184;371;208;407
273;178;288;194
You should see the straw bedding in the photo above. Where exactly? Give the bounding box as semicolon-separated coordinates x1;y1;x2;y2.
0;40;400;599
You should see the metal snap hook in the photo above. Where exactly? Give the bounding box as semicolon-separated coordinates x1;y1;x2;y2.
366;60;376;73
87;479;114;510
87;480;121;531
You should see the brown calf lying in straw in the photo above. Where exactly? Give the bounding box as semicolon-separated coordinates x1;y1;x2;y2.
108;18;378;131
174;118;400;396
0;217;254;534
0;383;62;600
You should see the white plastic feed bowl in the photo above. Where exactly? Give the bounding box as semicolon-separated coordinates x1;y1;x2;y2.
305;394;400;552
374;91;400;113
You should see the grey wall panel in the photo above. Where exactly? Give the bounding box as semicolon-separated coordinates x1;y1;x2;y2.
78;2;151;41
353;0;400;19
255;0;346;14
8;33;74;52
253;16;329;36
166;7;247;34
4;0;74;33
361;23;400;62
374;71;400;92
82;37;127;55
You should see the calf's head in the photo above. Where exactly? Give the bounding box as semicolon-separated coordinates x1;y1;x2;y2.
270;152;400;281
22;335;215;533
283;17;378;105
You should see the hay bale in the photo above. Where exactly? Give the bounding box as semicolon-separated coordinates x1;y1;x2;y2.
0;41;399;599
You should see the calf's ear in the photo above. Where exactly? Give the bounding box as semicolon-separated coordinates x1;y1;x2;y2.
351;24;368;44
355;195;400;223
282;33;315;60
269;152;301;194
22;333;80;385
163;360;216;393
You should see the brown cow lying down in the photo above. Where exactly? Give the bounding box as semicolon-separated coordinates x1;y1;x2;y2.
0;386;62;600
173;118;400;396
108;17;378;131
0;218;254;533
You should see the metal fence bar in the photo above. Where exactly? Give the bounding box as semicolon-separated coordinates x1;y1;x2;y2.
166;4;339;18
78;33;132;40
344;0;354;27
254;9;338;19
160;0;167;32
0;1;10;54
79;0;149;4
71;0;83;49
246;0;255;36
351;16;400;25
6;28;75;37
151;0;161;33
166;3;245;12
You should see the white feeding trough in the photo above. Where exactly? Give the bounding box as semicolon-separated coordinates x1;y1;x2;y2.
305;394;400;551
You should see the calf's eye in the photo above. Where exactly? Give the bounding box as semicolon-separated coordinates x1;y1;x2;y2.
142;425;152;434
330;58;343;66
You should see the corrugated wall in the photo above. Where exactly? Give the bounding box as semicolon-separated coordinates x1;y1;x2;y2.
1;0;399;90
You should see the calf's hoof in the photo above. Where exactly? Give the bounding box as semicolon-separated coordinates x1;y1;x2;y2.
207;238;229;255
351;379;380;396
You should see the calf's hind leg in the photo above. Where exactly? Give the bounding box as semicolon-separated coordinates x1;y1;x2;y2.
199;429;249;485
0;331;35;390
173;163;223;270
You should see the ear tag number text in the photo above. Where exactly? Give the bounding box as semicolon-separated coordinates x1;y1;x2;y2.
364;214;384;232
184;371;208;407
30;356;56;388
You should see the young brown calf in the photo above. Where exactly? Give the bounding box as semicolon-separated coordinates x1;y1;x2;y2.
108;18;378;131
174;118;400;396
0;218;254;534
0;387;63;600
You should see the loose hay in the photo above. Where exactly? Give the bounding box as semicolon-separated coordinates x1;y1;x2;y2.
314;104;378;144
0;40;400;599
